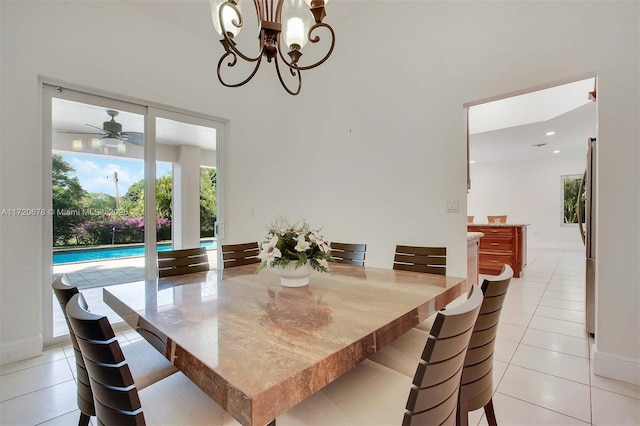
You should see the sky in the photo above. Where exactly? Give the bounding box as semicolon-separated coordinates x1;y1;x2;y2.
62;153;172;196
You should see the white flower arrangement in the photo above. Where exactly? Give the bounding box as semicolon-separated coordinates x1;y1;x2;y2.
257;218;332;273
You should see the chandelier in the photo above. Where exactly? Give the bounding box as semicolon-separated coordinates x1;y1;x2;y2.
209;0;335;95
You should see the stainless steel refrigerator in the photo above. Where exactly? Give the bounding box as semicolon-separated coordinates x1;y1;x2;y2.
578;137;596;335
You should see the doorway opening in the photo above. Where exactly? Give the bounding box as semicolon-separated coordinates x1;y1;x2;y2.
465;76;597;249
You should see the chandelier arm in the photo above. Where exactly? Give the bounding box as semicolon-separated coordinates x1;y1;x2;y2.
254;0;265;21
219;1;263;63
277;22;335;71
274;56;302;95
264;0;272;22
217;51;265;88
274;0;284;23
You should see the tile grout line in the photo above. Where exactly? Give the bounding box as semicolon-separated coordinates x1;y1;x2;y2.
506;362;591;387
494;251;596;424
554;248;596;425
516;340;589;360
489;252;547;398
492;391;592;425
561;250;592;425
0;378;77;405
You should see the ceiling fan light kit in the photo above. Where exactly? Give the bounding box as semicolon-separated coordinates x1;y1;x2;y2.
100;137;123;147
209;0;335;95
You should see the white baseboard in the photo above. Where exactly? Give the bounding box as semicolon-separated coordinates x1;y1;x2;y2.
0;335;42;366
593;346;640;385
527;242;584;250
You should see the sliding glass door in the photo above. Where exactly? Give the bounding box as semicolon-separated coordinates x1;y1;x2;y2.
43;85;224;346
44;86;148;342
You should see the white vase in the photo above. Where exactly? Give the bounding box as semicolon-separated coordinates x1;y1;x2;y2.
273;261;313;287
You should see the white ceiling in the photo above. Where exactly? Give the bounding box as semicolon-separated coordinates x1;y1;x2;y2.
52;98;217;150
469;78;597;164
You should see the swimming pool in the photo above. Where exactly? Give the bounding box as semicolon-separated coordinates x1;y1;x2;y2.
53;241;217;265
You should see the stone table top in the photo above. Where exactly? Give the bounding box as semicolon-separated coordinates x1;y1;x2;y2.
104;263;466;426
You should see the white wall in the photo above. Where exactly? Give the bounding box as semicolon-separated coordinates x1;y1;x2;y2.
468;155;586;249
1;1;638;383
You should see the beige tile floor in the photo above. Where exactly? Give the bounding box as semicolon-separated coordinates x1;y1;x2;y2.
2;248;639;425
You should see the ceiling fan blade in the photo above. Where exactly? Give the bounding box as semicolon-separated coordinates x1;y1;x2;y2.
57;130;105;135
121;131;144;146
85;124;108;134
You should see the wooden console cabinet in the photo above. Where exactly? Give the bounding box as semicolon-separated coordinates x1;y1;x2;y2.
468;224;528;278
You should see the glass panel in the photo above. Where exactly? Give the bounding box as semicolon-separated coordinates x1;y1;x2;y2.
156;162;173;250
155;116;217;267
51;97;146;337
561;174;586;225
200;166;217;250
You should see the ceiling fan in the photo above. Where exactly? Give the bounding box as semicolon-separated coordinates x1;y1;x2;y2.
59;109;144;148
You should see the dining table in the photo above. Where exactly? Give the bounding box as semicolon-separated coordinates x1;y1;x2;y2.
103;262;467;426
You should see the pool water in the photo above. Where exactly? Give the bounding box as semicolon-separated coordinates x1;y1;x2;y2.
53;241;217;265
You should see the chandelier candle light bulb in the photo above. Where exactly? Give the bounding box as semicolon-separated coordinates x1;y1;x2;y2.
283;0;313;50
284;17;306;49
210;0;242;38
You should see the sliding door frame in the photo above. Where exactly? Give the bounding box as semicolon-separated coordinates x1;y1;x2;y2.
41;78;228;347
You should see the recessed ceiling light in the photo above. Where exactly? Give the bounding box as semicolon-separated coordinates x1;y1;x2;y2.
553;150;560;154
546;131;556;136
469;160;476;164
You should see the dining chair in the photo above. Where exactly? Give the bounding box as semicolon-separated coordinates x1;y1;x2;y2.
457;264;513;426
278;285;483;426
158;247;209;277
221;242;260;268
52;275;178;426
330;242;367;266
393;245;446;275
369;266;514;426
487;215;507;224
65;292;240;425
393;245;446;331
